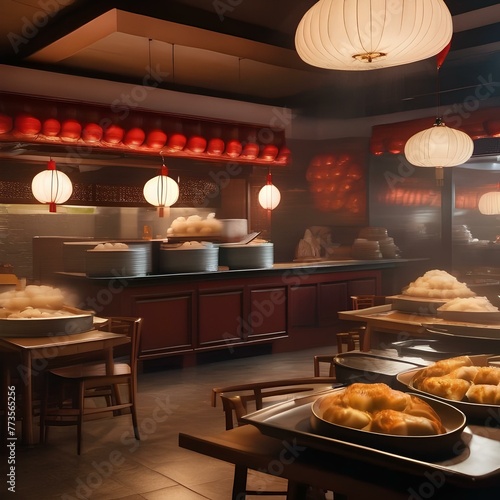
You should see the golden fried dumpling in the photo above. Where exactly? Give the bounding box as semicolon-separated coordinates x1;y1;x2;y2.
321;405;372;430
466;384;500;404
413;356;472;386
418;377;471;401
472;367;500;386
342;382;410;412
370;410;445;436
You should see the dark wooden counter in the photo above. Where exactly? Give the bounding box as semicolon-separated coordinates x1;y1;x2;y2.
54;259;426;367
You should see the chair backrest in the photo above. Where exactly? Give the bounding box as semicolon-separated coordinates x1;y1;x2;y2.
101;317;142;371
351;295;386;310
212;377;338;430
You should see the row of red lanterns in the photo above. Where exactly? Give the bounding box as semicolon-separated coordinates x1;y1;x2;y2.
0;113;290;163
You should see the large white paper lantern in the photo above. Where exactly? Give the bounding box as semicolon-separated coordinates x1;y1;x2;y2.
478;191;500;215
143;163;179;217
295;0;452;71
31;159;73;212
404;118;474;183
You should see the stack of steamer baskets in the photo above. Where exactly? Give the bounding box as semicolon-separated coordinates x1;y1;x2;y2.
351;227;400;259
84;241;153;277
159;241;219;273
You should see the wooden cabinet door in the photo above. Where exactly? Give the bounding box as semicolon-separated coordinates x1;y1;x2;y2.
133;292;194;355
318;281;348;326
248;287;287;339
289;284;317;327
198;288;245;347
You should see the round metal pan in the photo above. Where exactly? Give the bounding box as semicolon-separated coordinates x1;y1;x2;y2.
310;390;466;460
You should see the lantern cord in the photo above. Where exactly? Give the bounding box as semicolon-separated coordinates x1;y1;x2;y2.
148;38;152;86
435;65;441;119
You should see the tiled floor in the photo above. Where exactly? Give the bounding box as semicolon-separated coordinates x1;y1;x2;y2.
8;345;336;500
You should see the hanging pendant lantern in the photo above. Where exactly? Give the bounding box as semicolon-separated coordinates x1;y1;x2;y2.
143;158;179;217
295;0;452;71
404;118;474;185
31;159;73;212
258;171;281;210
478;188;500;215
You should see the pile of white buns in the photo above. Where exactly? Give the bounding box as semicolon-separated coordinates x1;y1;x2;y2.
167;213;222;237
0;285;67;318
412;355;500;405
315;382;445;436
437;296;499;312
403;269;476;299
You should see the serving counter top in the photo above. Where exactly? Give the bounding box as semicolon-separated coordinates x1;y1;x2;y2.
56;257;426;284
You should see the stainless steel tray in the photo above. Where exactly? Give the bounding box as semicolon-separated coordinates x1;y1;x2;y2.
242;389;500;486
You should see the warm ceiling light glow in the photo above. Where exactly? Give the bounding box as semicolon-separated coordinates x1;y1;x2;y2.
31;159;73;212
404;118;474;184
295;0;452;71
478;191;500;215
143;161;179;217
258;172;281;210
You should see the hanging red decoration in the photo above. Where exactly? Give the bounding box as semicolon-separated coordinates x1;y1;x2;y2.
225;139;242;158
14;114;41;136
103;124;124;144
146;129;167;149
42;118;61;137
60;119;82;142
260;144;279;161
186;135;207;153
207;137;225;155
82;123;103;143
124;127;146;147
436;41;451;69
0;114;13;134
166;133;186;152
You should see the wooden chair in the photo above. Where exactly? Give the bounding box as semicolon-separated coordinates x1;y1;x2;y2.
211;377;338;498
313;295;386;376
39;317;142;454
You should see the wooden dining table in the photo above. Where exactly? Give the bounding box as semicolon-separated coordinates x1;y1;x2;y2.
179;402;500;500
0;328;129;446
337;303;500;353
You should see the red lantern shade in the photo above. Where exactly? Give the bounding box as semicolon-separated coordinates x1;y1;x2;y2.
82;123;103;143
42;118;61;137
146;129;167;149
60;119;82;142
276;146;291;163
260;144;278;161
186;135;207;153
15;114;41;136
225;139;242;158
240;142;259;159
207;137;225;155
0;114;13;134
124;127;145;147
166;133;187;152
103;124;124;144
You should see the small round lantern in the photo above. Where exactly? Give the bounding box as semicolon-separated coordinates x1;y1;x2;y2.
478;191;500;215
143;160;179;217
31;159;73;212
258;171;281;210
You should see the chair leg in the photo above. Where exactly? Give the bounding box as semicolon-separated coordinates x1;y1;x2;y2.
232;464;248;500
77;382;85;455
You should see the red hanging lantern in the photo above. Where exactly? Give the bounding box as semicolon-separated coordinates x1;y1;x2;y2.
82;123;103;143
